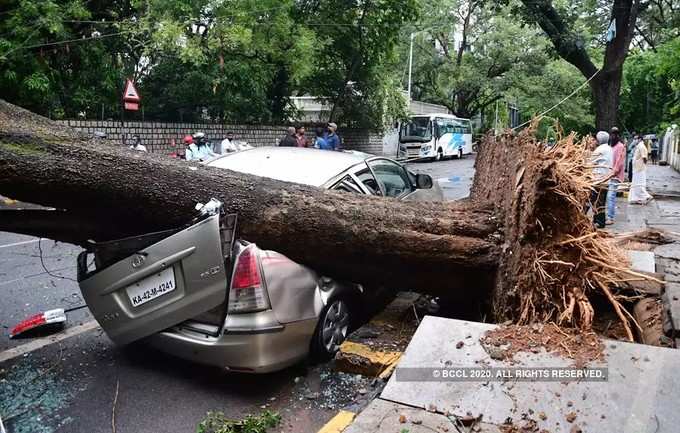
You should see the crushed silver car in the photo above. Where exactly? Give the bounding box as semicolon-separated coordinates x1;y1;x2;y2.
78;148;442;373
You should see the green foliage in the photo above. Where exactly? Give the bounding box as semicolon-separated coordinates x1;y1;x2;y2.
621;37;680;134
507;60;594;137
403;1;550;121
196;410;281;433
0;0;416;127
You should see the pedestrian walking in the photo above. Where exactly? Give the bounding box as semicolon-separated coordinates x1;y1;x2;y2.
325;122;342;151
650;138;659;164
627;134;640;183
314;127;330;150
279;127;298;147
629;137;653;205
606;127;625;225
590;131;612;229
295;126;308;147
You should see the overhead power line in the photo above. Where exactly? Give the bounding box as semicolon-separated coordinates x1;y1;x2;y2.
1;30;133;58
512;69;601;131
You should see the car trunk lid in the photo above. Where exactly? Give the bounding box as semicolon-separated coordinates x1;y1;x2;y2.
77;205;237;345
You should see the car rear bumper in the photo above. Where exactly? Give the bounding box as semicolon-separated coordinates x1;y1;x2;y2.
146;311;318;373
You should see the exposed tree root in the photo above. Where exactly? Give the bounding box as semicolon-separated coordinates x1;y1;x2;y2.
473;122;656;340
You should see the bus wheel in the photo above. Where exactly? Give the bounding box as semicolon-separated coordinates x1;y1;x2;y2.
435;148;443;161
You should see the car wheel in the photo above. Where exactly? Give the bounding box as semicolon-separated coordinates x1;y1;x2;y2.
435;148;443;161
311;298;351;360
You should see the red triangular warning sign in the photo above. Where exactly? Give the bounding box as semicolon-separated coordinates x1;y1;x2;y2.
123;79;140;102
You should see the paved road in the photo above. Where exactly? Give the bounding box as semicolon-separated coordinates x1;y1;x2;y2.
0;156;473;433
406;154;476;201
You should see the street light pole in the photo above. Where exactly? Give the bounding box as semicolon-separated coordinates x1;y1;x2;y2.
407;32;415;103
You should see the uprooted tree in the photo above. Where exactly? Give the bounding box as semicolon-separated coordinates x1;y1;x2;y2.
0;100;651;340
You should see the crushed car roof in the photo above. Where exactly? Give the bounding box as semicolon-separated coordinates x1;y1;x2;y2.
206;147;373;187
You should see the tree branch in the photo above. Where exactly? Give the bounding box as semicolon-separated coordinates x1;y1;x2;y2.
519;0;598;78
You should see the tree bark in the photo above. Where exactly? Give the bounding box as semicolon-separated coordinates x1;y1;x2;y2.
519;0;642;130
591;69;623;131
0;100;634;331
0;100;499;299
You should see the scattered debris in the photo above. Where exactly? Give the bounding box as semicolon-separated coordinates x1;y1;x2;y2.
196;410;280;433
480;323;605;367
334;341;401;378
565;412;577;423
304;392;319;400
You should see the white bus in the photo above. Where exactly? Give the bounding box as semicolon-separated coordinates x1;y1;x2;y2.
397;113;473;160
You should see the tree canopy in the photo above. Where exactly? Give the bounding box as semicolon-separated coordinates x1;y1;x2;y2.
0;0;417;127
1;0;679;133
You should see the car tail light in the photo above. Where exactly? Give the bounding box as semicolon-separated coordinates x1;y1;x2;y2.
228;246;270;313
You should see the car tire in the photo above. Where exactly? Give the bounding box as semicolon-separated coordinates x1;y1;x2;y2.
435;148;443;161
311;297;352;360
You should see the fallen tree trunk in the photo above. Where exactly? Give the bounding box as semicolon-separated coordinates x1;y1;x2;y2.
0;100;646;336
0;101;499;297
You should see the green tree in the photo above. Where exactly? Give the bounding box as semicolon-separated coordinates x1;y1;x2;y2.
1;0;417;127
512;0;646;130
0;0;127;119
298;0;419;128
404;1;549;120
506;60;594;136
621;36;680;132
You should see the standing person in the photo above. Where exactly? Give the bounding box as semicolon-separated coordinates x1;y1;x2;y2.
314;127;330;150
185;132;217;161
128;134;147;152
629;136;653;205
325;122;342;151
279;127;298;147
627;134;640;183
591;131;613;229
220;131;237;153
650;138;659;164
606;127;625;225
295;126;308;147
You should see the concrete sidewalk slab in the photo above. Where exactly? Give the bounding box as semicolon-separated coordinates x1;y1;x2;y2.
629;250;656;273
381;316;680;433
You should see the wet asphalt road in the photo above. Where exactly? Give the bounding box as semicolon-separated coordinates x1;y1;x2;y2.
0;156;475;433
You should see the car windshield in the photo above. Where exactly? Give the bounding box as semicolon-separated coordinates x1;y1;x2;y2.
400;117;431;140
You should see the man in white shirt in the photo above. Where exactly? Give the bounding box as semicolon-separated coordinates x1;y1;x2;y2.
629;137;653;204
219;131;237;154
128;135;147;152
590;131;612;228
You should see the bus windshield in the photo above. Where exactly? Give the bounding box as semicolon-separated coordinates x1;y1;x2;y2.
399;117;431;143
434;117;471;137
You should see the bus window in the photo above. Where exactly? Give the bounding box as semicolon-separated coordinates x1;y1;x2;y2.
435;118;471;135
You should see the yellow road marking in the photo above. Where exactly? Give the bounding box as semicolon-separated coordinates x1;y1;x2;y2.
317;410;356;433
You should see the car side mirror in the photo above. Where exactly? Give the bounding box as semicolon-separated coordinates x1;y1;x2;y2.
416;173;433;189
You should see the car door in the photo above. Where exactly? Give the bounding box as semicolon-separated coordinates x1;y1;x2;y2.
366;158;414;199
77;212;237;345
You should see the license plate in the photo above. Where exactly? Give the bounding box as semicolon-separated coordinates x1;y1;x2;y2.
126;267;176;307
